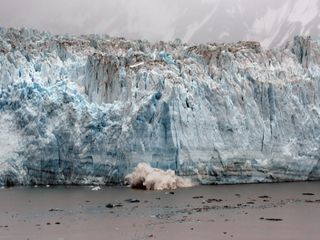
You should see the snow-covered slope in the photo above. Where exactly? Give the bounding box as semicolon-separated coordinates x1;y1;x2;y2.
175;0;320;48
1;27;320;186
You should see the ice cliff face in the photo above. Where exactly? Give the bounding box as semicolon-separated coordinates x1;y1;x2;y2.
0;27;320;186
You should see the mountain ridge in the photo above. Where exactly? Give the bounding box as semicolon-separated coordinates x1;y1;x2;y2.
1;0;320;48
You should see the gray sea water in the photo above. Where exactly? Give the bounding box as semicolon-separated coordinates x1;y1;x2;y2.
0;182;320;240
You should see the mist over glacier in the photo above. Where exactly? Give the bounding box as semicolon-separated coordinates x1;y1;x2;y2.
1;27;320;186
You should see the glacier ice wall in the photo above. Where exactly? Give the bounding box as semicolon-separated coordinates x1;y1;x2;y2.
0;27;320;186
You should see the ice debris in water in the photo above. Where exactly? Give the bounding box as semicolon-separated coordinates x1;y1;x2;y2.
125;163;192;190
91;186;101;191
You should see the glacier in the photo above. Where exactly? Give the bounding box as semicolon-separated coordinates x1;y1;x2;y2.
0;27;320;186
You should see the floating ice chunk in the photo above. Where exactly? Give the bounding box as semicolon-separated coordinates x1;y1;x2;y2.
125;163;192;190
91;186;101;191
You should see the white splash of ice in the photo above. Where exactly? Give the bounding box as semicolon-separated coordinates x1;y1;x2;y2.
125;163;192;191
91;186;101;191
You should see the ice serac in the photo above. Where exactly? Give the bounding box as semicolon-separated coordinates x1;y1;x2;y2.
0;27;320;186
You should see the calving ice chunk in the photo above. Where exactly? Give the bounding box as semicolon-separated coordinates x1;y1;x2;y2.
125;163;192;190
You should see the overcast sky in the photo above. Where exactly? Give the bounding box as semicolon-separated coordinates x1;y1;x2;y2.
0;0;319;47
0;0;187;37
